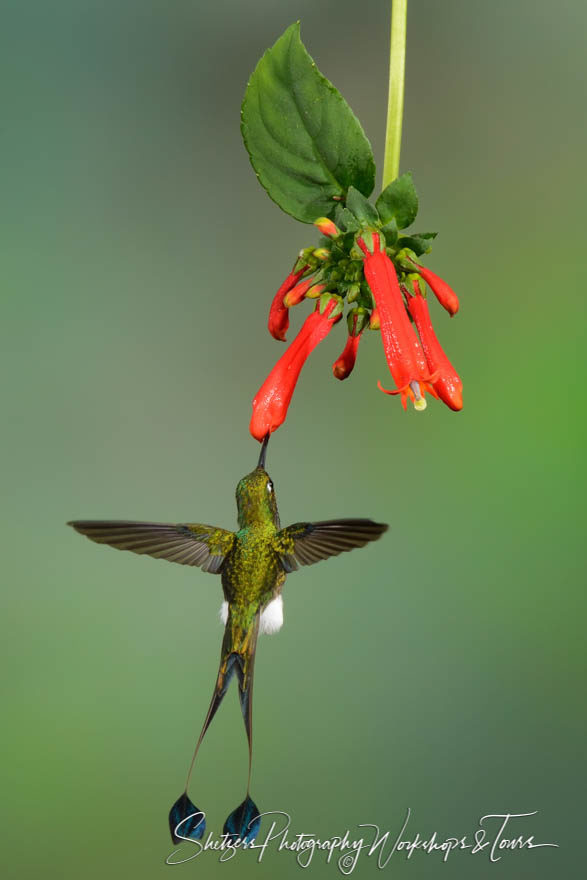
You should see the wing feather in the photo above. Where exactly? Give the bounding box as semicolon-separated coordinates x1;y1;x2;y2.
68;520;234;573
274;518;388;569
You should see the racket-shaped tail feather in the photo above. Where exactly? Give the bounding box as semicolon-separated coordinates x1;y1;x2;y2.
169;610;261;845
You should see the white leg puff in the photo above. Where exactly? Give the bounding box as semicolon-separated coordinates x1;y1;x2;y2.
219;596;284;634
259;595;284;635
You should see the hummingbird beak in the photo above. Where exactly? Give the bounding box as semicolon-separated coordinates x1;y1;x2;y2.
257;433;270;470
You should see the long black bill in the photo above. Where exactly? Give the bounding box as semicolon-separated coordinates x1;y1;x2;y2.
257;433;270;470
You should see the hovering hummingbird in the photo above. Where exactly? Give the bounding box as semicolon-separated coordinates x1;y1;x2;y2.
68;435;388;845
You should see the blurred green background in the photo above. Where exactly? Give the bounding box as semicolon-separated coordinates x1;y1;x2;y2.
2;0;585;876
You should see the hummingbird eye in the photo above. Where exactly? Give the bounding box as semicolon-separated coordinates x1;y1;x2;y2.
267;482;273;493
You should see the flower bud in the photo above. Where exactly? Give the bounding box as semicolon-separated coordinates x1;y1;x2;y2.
314;217;339;238
369;308;380;330
347;283;361;303
305;283;327;299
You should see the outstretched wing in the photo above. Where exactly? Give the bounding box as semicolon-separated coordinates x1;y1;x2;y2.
68;520;235;573
274;518;388;572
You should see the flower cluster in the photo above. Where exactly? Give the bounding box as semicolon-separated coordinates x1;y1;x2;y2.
250;188;463;442
358;232;462;412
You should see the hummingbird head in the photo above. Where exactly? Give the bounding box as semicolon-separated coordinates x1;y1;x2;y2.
236;468;279;528
236;435;279;528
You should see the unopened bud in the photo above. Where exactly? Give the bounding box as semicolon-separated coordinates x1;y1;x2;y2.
369;308;380;330
347;262;363;282
305;283;327;299
347;283;361;303
314;217;339;238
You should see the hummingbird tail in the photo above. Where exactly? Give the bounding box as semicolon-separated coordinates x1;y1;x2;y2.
236;624;259;794
184;612;260;794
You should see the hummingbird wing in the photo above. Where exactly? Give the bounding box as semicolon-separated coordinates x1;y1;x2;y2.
67;520;234;573
274;518;388;571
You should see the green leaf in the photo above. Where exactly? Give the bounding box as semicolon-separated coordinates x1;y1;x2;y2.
397;231;437;256
334;204;360;233
345;186;379;227
380;218;398;246
241;23;376;223
375;172;418;229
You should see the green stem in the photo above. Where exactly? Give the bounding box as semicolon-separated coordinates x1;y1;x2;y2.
382;0;407;189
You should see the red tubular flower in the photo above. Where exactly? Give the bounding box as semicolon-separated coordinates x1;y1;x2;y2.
408;259;459;316
250;297;342;441
406;285;463;411
357;233;433;411
332;313;363;381
267;262;312;342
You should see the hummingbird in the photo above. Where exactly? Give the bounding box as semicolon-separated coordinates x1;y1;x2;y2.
68;435;388;845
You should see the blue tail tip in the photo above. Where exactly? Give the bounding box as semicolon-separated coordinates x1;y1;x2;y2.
223;795;261;844
168;792;206;844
